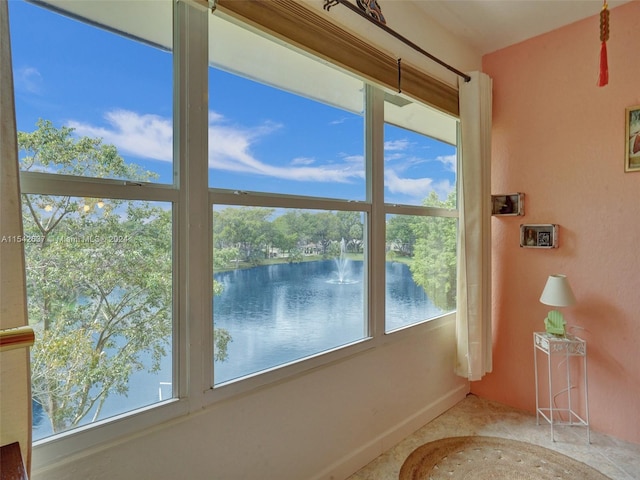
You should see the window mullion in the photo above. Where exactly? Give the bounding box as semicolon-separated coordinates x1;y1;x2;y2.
366;85;386;339
174;0;210;408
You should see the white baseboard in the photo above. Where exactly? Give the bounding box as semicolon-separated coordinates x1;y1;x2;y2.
308;383;469;480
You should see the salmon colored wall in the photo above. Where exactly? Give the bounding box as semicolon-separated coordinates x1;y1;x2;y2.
473;0;640;445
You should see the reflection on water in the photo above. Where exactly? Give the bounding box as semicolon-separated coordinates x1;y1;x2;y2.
213;260;441;384
214;260;365;384
385;261;442;331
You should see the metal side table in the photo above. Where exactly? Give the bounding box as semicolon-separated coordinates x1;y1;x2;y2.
533;332;590;443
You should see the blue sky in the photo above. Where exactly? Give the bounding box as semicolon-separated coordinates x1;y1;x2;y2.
10;0;456;206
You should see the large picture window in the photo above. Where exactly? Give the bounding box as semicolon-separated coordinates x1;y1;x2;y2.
207;15;458;384
9;0;460;457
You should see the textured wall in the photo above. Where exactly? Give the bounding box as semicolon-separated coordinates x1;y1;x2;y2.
473;0;640;445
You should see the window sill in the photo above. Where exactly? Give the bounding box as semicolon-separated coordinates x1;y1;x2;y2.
205;312;457;404
32;398;188;473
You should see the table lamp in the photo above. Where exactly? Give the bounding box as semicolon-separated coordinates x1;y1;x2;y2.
539;274;576;336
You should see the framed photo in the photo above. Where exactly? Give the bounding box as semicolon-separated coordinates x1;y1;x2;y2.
625;105;640;172
491;193;524;216
520;224;558;249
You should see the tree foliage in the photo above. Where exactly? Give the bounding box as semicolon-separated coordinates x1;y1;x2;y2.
214;207;275;265
20;120;230;434
214;207;366;266
19;119;147;180
386;214;417;257
409;191;458;311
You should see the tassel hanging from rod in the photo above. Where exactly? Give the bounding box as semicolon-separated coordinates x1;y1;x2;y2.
598;0;609;87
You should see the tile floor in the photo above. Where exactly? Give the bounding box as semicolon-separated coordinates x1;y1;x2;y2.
347;394;640;480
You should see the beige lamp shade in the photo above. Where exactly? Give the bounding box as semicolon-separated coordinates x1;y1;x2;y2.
539;274;576;307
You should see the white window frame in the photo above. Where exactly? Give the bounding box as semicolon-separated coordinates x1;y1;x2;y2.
24;0;195;467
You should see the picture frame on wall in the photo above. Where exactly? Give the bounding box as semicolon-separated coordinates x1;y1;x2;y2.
520;224;558;249
625;105;640;172
491;193;524;216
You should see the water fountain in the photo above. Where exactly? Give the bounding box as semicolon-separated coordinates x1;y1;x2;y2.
329;238;357;284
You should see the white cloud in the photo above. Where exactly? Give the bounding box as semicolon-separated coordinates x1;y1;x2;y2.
342;154;364;164
432;179;455;201
385;152;406;162
385;169;433;199
384;139;410;151
207;113;362;183
68;110;173;162
67;109;455;197
437;154;457;172
384;170;454;204
291;157;316;166
209;111;225;123
66;109;366;184
16;66;43;94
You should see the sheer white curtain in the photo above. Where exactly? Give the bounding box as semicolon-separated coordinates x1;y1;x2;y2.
0;0;33;473
455;71;492;381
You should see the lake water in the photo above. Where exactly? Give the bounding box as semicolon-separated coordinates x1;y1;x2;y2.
213;260;441;384
33;260;439;439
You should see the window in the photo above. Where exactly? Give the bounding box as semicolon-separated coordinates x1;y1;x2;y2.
12;1;174;184
25;195;173;439
213;206;366;385
11;0;175;441
207;15;365;199
208;68;365;199
208;14;372;387
384;98;458;332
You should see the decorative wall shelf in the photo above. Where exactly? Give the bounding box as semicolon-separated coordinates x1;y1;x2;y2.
520;224;558;248
492;193;524;216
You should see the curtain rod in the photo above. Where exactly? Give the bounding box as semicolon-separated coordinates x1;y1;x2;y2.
323;0;471;83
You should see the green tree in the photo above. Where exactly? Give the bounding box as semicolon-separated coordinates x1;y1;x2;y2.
335;211;362;252
20;120;230;434
309;212;339;256
409;191;457;311
214;207;274;265
348;223;363;253
293;211;321;255
386;214;418;257
272;211;305;262
213;246;240;272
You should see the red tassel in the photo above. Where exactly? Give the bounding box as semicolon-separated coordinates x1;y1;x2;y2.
598;41;608;86
598;1;609;87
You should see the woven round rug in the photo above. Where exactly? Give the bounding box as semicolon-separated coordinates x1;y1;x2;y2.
399;436;612;480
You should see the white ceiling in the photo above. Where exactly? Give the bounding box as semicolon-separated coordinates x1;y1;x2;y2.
414;0;634;55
